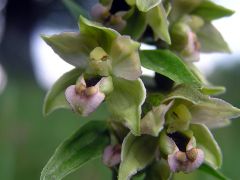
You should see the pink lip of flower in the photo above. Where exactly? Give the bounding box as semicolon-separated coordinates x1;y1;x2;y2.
103;144;121;167
168;139;204;173
65;75;105;116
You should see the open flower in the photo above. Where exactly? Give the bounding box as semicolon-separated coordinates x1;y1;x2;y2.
42;17;146;135
42;16;141;81
159;131;205;173
141;85;240;138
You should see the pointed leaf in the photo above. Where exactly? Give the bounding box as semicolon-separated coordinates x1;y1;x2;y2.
136;0;161;12
197;23;231;53
147;4;171;44
107;77;146;135
190;124;222;169
40;121;110;180
199;163;230;180
192;0;234;21
43;68;83;116
119;133;158;180
62;0;89;19
140;50;201;87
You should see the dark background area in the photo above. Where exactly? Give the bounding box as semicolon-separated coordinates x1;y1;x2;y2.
0;0;240;179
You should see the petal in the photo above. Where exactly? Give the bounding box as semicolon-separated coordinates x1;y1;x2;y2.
147;4;171;44
111;36;142;80
106;78;146;135
141;101;173;136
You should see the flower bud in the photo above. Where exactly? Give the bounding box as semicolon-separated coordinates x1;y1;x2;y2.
103;144;121;167
91;3;110;22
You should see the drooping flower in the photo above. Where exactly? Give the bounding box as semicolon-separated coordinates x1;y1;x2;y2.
42;16;142;81
42;16;146;135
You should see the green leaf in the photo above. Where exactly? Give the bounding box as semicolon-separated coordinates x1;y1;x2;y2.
40;121;110;180
122;7;147;40
164;85;240;128
118;133;158;180
197;23;231;53
199;163;230;180
107;77;146;135
147;4;171;44
192;0;234;21
136;0;162;12
190;124;222;169
62;0;89;19
43;68;83;116
145;160;172;180
140;50;201;87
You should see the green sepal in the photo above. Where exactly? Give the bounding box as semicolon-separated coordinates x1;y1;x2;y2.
192;0;234;21
190;124;222;169
141;102;173;136
197;23;231;53
78;16;119;53
43;68;83;116
147;4;171;44
107;77;146;135
40;121;110;180
136;0;162;12
41;33;93;67
122;7;147;40
118;133;158;180
145;160;173;180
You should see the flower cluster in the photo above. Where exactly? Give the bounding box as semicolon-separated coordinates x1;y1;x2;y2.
41;1;239;180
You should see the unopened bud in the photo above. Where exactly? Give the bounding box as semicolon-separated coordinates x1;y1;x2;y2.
103;144;121;167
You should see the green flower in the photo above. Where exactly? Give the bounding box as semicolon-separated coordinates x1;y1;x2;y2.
141;85;240;137
42;16;141;80
42;16;146;135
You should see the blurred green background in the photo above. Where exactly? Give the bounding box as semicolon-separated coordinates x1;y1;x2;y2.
0;0;240;179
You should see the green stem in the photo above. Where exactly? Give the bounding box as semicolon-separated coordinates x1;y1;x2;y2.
112;168;118;180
